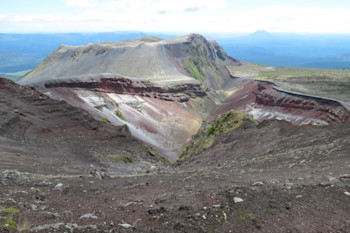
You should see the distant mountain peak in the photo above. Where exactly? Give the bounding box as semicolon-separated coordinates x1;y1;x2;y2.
249;30;272;39
252;30;269;35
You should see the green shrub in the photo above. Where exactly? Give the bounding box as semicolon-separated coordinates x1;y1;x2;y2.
208;126;216;135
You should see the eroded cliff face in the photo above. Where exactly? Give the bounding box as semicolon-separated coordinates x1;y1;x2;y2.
215;80;350;125
41;77;206;162
0;77;163;175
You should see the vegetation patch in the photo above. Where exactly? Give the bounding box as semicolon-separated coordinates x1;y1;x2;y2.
258;67;350;80
115;108;126;121
94;104;105;111
0;219;17;230
144;145;171;165
0;207;19;217
183;58;206;81
208;126;216;135
99;118;111;124
107;154;134;163
178;111;259;164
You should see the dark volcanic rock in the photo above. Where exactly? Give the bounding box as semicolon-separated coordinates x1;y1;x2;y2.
44;76;206;102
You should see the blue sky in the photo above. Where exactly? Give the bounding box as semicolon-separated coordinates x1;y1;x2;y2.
1;0;350;33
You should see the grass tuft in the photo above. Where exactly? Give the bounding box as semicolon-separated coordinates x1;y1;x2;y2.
0;207;19;217
0;219;17;230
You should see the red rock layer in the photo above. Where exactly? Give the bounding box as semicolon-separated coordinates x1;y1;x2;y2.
45;77;205;102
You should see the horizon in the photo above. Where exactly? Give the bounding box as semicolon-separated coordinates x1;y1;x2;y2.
2;30;350;37
1;0;350;34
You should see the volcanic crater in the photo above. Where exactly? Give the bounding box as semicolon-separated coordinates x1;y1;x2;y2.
1;34;349;232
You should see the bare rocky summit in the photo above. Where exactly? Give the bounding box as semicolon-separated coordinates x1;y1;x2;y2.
19;34;240;91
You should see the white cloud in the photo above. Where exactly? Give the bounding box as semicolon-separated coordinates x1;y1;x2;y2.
1;3;350;34
248;6;350;33
65;0;227;14
64;0;98;8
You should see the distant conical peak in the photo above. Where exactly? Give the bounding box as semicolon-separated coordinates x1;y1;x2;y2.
250;30;271;38
253;30;269;34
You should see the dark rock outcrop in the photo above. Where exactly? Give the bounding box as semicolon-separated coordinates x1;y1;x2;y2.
44;76;206;102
